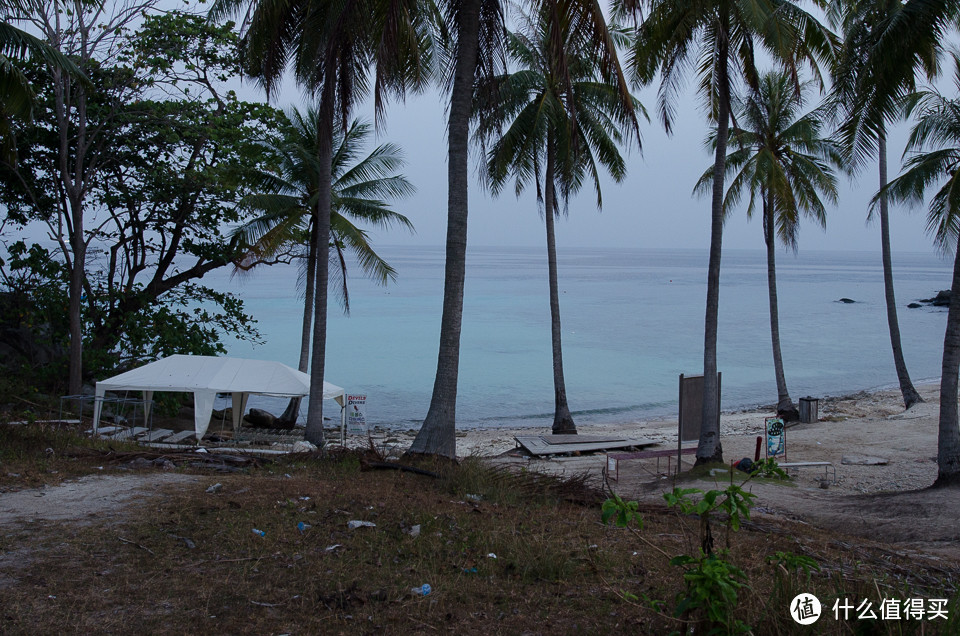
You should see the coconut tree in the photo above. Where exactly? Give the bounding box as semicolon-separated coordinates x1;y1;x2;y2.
209;0;433;446
695;71;839;419
232;109;415;423
473;4;641;435
617;0;834;464
0;0;91;161
410;0;633;457
828;0;933;410
880;54;960;486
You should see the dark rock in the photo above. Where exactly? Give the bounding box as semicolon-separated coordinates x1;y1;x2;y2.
837;298;856;304
245;408;277;429
907;303;922;309
778;406;800;423
921;290;952;306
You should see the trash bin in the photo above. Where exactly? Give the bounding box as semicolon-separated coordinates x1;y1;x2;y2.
799;397;819;424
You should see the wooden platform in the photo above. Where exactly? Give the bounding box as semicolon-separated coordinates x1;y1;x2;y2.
514;435;656;457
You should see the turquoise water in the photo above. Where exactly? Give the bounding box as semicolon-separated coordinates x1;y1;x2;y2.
212;246;953;429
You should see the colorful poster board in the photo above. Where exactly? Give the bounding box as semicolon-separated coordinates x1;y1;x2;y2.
346;394;367;435
765;417;786;459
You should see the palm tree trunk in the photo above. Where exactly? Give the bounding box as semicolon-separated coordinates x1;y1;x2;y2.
409;0;482;459
279;220;319;426
764;193;795;416
696;24;729;466
879;134;923;409
545;136;576;434
935;243;960;487
299;218;318;373
304;106;334;447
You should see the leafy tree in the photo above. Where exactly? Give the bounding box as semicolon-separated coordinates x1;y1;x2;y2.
233;110;415;423
210;0;434;446
828;0;932;409
5;0;158;395
878;54;960;486
474;3;642;435
695;71;839;418
0;11;284;380
617;0;834;464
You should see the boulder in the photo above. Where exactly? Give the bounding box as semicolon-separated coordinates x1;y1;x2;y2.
245;408;277;429
907;302;922;309
920;290;951;307
837;298;856;304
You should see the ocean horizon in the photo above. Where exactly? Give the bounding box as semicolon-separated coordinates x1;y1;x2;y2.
208;245;954;430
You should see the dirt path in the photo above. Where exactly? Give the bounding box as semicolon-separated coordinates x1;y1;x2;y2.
0;473;199;527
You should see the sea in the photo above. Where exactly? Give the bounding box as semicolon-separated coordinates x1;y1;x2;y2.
206;246;954;430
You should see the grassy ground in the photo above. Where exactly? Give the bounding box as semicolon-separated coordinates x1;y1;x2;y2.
1;422;959;635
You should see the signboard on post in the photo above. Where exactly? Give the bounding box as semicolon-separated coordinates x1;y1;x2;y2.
346;394;367;435
765;417;786;459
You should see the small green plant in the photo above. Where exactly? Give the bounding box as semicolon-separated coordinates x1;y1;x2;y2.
749;458;788;480
671;551;751;634
604;470;772;633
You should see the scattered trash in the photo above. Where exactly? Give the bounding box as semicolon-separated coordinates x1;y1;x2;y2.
297;522;311;533
487;553;497;559
347;520;376;530
410;583;431;596
733;458;753;473
292;440;317;453
252;529;266;537
195;448;208;454
588;544;599;550
205;483;223;494
465;493;482;502
463;567;478;574
298;496;311;501
325;544;342;552
284;473;292;479
405;524;421;538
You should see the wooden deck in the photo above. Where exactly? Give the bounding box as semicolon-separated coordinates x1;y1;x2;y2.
514;435;656;457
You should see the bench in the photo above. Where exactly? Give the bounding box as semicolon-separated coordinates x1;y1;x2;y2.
779;461;836;483
606;447;697;480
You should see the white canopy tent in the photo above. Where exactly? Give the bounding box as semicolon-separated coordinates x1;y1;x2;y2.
92;355;345;440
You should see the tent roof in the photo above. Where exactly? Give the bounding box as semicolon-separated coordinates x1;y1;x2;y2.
97;354;343;399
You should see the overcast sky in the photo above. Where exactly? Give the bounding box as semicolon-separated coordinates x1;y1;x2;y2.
33;0;950;260
258;71;944;259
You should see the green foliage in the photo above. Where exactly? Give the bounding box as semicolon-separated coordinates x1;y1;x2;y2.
601;494;642;529
749;458;788;480
0;10;282;382
670;551;750;634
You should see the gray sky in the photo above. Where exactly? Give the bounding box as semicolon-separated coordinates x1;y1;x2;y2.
265;75;943;257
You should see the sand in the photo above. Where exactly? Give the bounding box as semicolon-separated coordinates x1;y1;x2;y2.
367;381;960;558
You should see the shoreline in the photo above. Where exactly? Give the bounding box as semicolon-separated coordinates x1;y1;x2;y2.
347;381;939;464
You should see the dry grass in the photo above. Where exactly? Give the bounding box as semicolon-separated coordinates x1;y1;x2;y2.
0;425;959;634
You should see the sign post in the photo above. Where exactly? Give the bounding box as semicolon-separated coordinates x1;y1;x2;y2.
765;417;786;461
346;394;368;438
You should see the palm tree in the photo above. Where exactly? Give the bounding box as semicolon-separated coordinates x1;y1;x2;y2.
209;0;433;446
617;0;834;464
696;71;839;419
880;53;960;487
411;0;636;458
828;0;931;409
233;109;414;423
473;5;641;435
0;0;90;161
